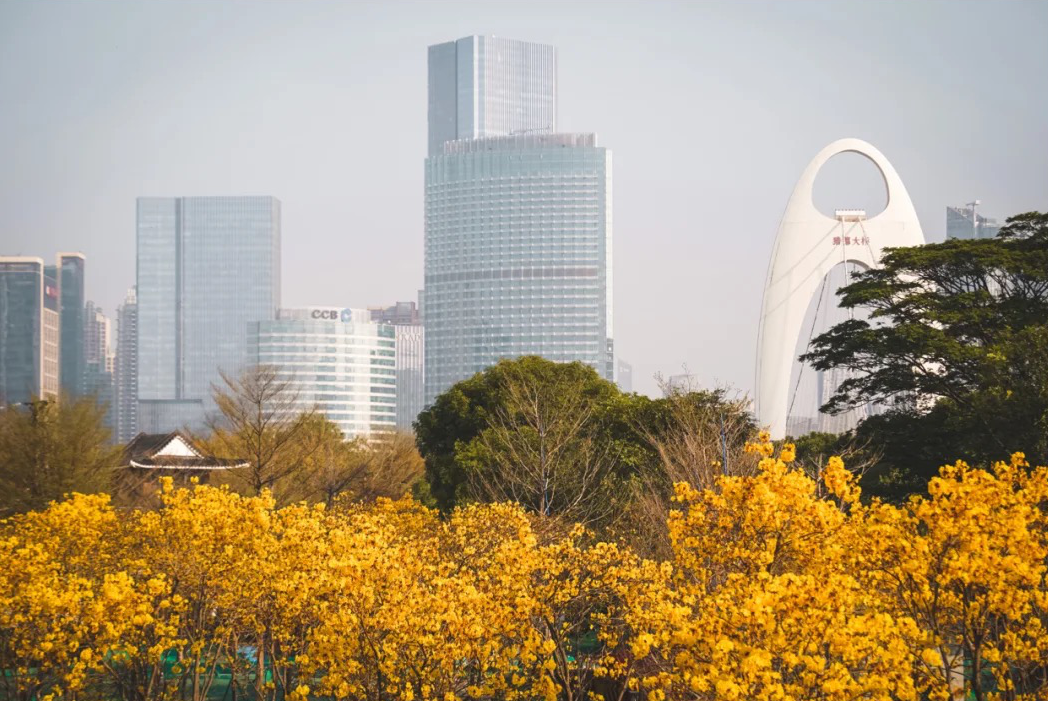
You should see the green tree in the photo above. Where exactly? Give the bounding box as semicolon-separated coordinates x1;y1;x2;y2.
454;359;625;527
416;356;758;550
415;357;622;516
801;211;1047;499
0;395;120;516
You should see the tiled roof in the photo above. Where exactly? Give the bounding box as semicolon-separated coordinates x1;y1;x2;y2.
121;431;247;470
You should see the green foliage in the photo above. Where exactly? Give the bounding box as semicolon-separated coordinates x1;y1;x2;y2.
414;356;620;514
415;357;759;547
0;394;120;516
801;212;1048;499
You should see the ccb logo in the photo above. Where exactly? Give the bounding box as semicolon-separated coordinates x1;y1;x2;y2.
311;309;339;320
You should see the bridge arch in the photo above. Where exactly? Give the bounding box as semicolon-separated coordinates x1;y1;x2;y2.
755;138;926;438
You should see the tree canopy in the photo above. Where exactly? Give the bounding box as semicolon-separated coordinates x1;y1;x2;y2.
800;211;1047;498
0;395;120;516
2;438;1044;701
415;356;759;547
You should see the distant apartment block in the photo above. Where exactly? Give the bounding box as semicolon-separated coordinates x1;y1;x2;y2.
115;286;138;442
664;374;695;397
83;300;115;432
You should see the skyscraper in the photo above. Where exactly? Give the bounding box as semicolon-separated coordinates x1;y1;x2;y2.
424;133;614;403
423;38;613;405
57;252;86;396
0;257;59;404
83;301;112;372
83;300;115;432
248;308;396;438
115;286;138;443
136;196;281;432
428;36;557;156
370;301;424;431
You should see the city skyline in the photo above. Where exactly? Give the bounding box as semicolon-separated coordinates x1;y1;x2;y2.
1;0;1046;398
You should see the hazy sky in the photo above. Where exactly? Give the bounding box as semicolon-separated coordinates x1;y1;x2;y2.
1;0;1045;397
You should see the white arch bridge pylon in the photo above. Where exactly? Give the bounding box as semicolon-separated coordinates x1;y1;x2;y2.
755;138;926;439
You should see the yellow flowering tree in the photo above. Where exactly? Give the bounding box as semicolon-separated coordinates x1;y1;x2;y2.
854;453;1048;700
1;440;1044;701
0;494;151;700
626;434;921;700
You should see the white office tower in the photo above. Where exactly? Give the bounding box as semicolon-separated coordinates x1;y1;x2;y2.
248;308;397;438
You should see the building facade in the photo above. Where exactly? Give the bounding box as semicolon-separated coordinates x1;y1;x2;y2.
616;358;633;393
424;132;614;403
115;286;138;442
137;196;281;432
248;307;396;438
0;257;59;405
428;36;557;156
57;253;86;397
370;301;424;431
946;205;1001;240
83;300;115;432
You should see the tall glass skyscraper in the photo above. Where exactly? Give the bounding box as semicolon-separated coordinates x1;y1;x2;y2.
0;257;59;404
424;134;614;403
424;37;613;404
57;253;86;397
248;308;396;438
136;196;281;432
428;36;557;156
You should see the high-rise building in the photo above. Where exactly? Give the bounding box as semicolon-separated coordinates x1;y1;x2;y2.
946;205;1001;240
57;253;86;396
428;36;557;156
0;257;59;404
83;300;115;432
616;359;633;394
424;38;612;404
83;301;112;371
424;132;614;404
115;286;138;442
248;307;396;438
370;301;424;431
136;196;281;432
